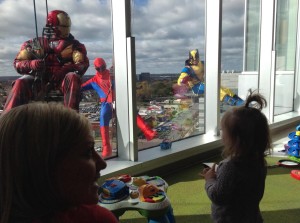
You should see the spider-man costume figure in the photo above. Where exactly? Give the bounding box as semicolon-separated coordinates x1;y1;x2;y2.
82;58;157;158
4;10;89;112
81;58;114;158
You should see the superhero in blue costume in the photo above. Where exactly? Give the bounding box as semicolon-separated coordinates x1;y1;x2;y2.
177;49;244;106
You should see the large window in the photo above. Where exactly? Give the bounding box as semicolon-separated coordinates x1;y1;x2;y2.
221;0;247;113
244;0;261;72
274;0;298;115
131;0;206;150
1;0;300;168
0;0;115;159
238;0;260;103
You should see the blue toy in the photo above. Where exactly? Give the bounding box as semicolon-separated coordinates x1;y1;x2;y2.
100;179;129;201
223;94;245;106
285;125;300;158
160;140;172;150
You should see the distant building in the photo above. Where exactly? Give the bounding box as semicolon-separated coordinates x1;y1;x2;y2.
138;72;179;82
152;73;178;81
139;72;151;81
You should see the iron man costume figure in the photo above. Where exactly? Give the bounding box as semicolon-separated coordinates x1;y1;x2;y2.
177;49;244;106
4;10;89;112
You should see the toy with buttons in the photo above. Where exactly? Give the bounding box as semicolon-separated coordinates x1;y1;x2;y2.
98;174;175;223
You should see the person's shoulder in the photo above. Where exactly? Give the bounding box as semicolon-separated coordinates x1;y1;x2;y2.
68;34;87;51
19;38;35;48
81;204;118;222
218;157;238;171
53;204;118;222
219;157;231;165
181;66;191;73
68;34;84;44
104;69;111;77
221;157;255;173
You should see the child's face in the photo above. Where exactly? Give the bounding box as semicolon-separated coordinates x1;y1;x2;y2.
55;134;107;206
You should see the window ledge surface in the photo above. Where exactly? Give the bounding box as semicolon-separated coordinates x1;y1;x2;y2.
102;112;300;178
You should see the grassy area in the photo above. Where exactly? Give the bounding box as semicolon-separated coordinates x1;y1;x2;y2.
118;156;300;223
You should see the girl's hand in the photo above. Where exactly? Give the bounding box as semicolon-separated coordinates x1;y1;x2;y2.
199;163;217;180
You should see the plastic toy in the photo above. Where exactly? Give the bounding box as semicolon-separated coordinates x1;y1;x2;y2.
277;159;300;167
290;170;300;180
284;125;300;158
288;155;300;163
98;175;175;223
160;140;172;150
101;179;129;200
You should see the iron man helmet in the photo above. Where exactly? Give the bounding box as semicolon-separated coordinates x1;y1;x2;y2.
46;10;71;38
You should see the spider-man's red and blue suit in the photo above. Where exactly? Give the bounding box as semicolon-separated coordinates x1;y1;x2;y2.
82;58;157;158
81;58;114;158
4;10;89;112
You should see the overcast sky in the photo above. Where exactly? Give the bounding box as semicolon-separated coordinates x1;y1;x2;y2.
0;0;245;77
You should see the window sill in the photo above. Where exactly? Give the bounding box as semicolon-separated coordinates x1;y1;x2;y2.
102;111;300;178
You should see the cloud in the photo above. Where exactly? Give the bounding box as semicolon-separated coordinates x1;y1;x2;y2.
0;0;244;77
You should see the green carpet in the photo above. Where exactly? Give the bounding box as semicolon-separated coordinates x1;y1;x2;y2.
118;156;300;223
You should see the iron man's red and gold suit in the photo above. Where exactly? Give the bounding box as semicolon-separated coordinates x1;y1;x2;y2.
4;10;89;112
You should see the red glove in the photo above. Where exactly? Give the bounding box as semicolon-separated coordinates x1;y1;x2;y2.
30;59;44;71
181;75;191;84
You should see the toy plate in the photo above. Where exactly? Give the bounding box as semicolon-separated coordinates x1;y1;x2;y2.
277;159;300;167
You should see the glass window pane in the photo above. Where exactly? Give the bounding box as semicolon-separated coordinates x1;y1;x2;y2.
275;0;298;71
244;0;261;72
238;0;260;109
274;74;294;115
132;0;205;150
274;0;298;115
78;1;115;159
221;0;247;114
0;0;115;159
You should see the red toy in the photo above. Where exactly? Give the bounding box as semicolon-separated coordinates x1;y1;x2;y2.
290;170;300;180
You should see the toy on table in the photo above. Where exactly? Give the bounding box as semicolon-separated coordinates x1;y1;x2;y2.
98;174;175;223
